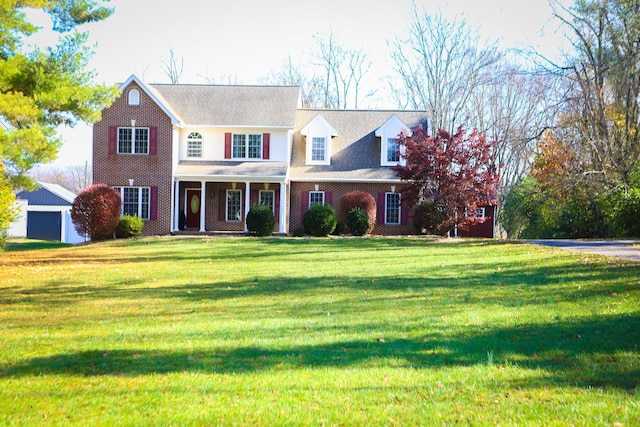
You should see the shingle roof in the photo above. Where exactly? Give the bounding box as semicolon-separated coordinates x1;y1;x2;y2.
290;109;428;181
149;84;300;127
175;161;288;179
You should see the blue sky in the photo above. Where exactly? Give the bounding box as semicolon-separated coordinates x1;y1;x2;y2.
31;0;567;169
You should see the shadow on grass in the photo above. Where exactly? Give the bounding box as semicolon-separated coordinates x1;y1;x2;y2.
2;313;638;392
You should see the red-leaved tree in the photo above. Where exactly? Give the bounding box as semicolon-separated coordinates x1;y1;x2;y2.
71;184;122;240
340;191;377;234
394;125;500;235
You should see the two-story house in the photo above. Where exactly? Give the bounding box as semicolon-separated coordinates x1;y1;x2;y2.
93;75;496;237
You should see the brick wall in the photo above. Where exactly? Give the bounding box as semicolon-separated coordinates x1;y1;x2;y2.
93;81;174;235
289;182;415;235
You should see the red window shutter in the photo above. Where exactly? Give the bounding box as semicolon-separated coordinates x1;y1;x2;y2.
218;189;226;221
262;133;270;159
376;192;386;224
149;127;157;155
251;189;259;207
325;191;332;206
109;126;117;154
150;186;158;220
301;191;309;214
274;189;280;223
400;193;409;225
224;133;232;159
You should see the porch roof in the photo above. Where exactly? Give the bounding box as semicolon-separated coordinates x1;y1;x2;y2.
175;160;288;180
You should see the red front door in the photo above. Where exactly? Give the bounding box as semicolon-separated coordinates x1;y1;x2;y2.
186;189;200;229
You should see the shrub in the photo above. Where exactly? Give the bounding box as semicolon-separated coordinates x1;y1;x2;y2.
347;207;370;236
71;184;121;240
605;188;640;237
332;220;345;235
340;191;376;234
115;214;144;238
303;204;337;237
412;199;447;235
292;227;305;237
246;204;275;236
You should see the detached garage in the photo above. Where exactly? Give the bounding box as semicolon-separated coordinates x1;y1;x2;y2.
15;182;88;244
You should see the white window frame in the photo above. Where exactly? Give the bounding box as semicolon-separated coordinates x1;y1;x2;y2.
259;190;275;213
385;192;401;225
128;88;140;105
311;137;326;162
309;191;325;207
232;133;262;160
187;132;203;158
226;189;242;222
118;127;149;155
385;138;401;164
114;186;150;220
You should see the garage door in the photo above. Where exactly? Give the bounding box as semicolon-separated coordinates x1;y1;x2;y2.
27;211;62;241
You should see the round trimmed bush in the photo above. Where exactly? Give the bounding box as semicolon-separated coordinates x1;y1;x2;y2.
71;184;121;240
292;227;305;237
246;204;275;236
303;204;337;237
116;214;144;238
347;207;370;236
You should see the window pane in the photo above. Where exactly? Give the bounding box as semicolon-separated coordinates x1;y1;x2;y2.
118;128;132;153
134;128;149;154
309;191;324;206
123;187;139;216
385;193;400;224
311;137;325;161
187;139;202;157
232;134;246;158
227;190;242;221
248;134;262;158
259;190;274;211
387;138;400;162
140;188;150;220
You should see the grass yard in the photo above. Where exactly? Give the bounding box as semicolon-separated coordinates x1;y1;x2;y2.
1;236;639;426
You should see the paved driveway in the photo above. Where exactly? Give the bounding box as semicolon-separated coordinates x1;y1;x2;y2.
528;240;640;263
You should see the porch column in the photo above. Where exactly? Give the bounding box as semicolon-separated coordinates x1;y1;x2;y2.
279;182;286;234
173;179;180;232
199;181;206;232
244;181;251;233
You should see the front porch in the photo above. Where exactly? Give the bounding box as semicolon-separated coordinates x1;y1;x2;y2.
172;179;287;234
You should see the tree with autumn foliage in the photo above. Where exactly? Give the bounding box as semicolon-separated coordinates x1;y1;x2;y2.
394;125;500;236
71;184;121;240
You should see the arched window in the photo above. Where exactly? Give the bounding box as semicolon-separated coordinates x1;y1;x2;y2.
128;88;140;105
187;132;203;157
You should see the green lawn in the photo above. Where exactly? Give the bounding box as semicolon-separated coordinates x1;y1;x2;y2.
1;236;638;426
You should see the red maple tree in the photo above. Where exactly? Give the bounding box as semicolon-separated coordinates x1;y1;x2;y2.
394;125;500;235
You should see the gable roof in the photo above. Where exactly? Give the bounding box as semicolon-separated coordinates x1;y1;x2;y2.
290;109;428;182
16;182;77;206
120;75;182;124
149;83;301;128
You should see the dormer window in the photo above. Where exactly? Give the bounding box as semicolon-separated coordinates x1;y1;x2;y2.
376;115;411;167
301;114;337;166
128;88;140;105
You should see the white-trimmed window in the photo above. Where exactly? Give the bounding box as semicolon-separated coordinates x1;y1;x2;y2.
187;132;203;158
128;88;140;105
311;137;326;162
477;207;486;218
309;191;325;207
233;134;262;159
385;192;401;224
386;138;400;163
259;190;275;212
114;186;150;220
118;127;149;154
226;189;242;222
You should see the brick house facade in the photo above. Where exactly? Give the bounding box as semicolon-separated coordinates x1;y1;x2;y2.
93;75;496;238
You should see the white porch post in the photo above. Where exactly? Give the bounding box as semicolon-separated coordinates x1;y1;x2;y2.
173;179;180;232
244;181;251;233
279;182;286;234
199;181;206;232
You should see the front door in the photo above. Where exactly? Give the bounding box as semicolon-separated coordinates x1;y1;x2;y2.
186;189;200;229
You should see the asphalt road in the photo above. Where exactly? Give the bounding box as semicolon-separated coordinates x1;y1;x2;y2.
528;240;640;263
